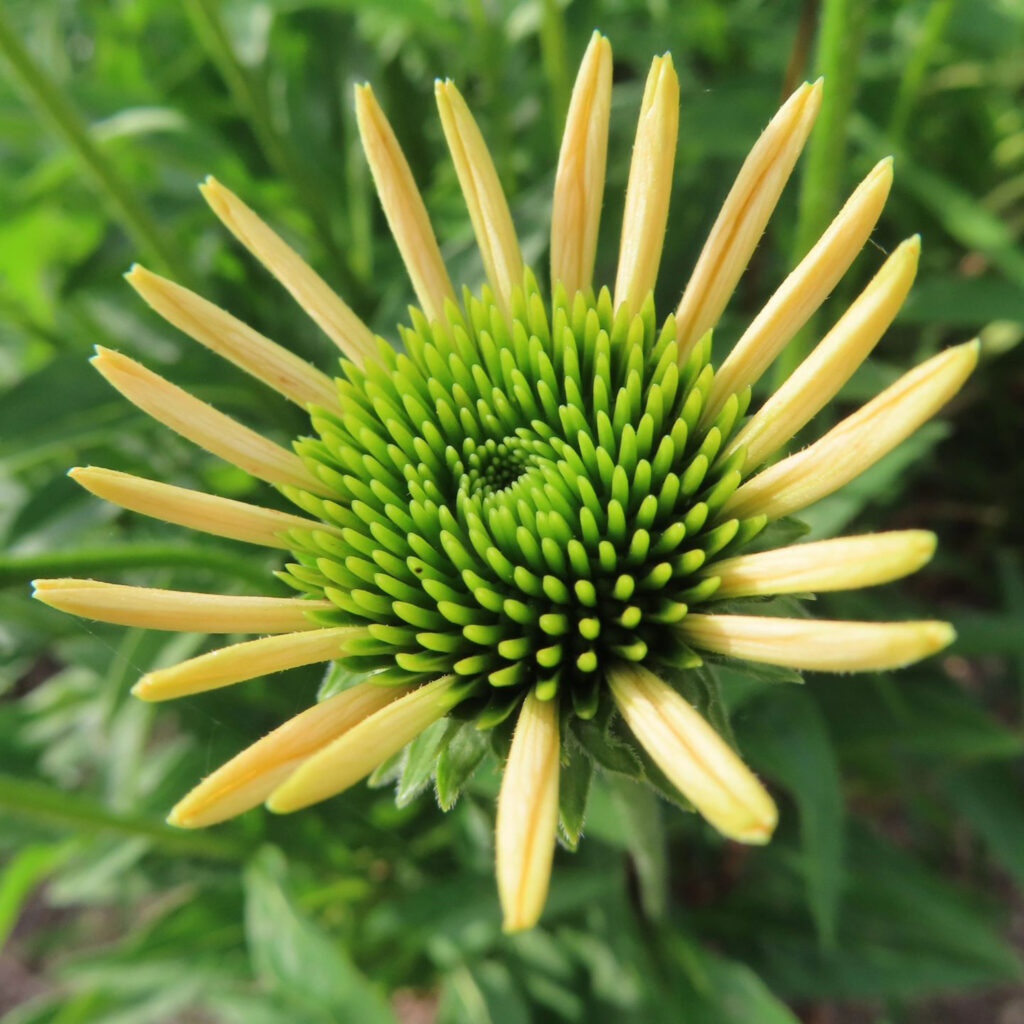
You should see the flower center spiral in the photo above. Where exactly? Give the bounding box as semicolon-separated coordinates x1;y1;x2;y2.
282;272;765;725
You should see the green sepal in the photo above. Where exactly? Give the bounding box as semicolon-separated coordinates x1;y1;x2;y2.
558;737;593;851
435;721;489;811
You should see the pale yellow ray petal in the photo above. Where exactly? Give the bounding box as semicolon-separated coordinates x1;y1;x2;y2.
727;235;921;470
724;340;979;521
200;177;377;363
680;614;955;671
267;675;459;812
496;690;560;933
709;530;937;599
168;681;409;827
704;157;894;422
31;579;331;633
613;54;680;315
125;264;340;410
609;663;777;844
674;80;824;359
551;31;612;296
134;626;368;701
355;84;455;323
91;347;330;497
435;80;523;310
69;466;332;549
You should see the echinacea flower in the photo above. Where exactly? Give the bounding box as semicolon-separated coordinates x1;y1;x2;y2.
33;32;975;932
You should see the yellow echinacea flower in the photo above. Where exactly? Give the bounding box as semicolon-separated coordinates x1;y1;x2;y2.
33;32;975;933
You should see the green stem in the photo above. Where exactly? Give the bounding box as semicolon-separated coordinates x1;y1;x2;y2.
0;6;180;276
888;0;956;145
183;0;354;291
773;0;867;386
539;0;571;150
0;774;244;860
2;544;274;590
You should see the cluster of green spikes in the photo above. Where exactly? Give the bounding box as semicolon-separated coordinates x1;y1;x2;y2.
279;270;767;726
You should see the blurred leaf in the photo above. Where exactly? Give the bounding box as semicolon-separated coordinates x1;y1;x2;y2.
741;689;844;946
0;841;73;951
668;935;801;1024
607;778;667;922
945;762;1024;890
244;845;396;1023
0;773;243;859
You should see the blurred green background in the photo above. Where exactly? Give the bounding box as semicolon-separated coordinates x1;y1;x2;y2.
1;0;1023;1021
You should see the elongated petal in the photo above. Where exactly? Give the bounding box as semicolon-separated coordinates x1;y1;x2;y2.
551;31;612;296
680;614;954;671
133;626;368;701
727;235;921;469
613;53;679;314
674;80;824;358
168;682;409;827
704;158;894;422
355;84;455;322
69;466;330;549
496;691;560;932
91;347;329;496
709;530;936;598
435;81;523;310
267;676;459;812
32;579;331;633
724;340;979;521
609;663;777;844
125;265;339;410
200;177;377;363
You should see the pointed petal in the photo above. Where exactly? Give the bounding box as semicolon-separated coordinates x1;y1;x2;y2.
267;676;459;812
613;54;679;315
31;579;331;633
435;80;523;310
704;157;894;422
709;530;936;598
168;681;408;827
69;466;331;549
727;235;921;469
496;690;560;932
674;80;824;358
724;340;979;521
681;614;955;671
133;626;368;701
609;663;777;844
90;347;330;496
125;265;340;410
551;32;612;297
355;84;455;322
200;177;377;363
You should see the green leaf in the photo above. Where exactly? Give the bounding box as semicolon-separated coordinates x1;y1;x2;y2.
243;846;396;1023
667;935;801;1023
439;961;532;1024
0;842;74;952
824;676;1024;762
607;778;667;922
945;763;1024;890
740;689;844;946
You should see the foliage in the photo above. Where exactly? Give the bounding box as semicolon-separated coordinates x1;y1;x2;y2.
1;0;1023;1020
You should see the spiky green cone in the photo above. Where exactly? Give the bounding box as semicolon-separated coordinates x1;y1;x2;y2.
280;272;761;737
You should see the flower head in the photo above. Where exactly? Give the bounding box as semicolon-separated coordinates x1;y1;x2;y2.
33;31;974;932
